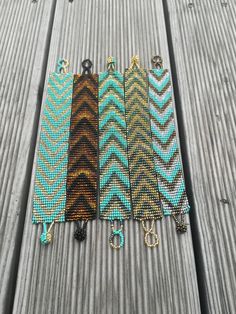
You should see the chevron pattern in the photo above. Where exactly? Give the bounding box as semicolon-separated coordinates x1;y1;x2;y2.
65;74;98;221
33;73;73;224
124;67;162;220
149;69;190;215
99;70;131;221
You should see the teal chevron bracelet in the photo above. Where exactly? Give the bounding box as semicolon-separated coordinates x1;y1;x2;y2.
99;57;132;249
149;55;190;233
32;59;73;244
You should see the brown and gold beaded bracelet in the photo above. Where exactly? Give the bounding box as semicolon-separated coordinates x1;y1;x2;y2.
65;59;98;241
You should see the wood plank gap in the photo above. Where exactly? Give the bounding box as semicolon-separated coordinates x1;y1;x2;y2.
161;0;207;313
4;0;58;313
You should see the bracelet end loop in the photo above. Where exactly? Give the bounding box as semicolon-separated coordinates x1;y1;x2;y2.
40;222;54;245
57;59;69;74
130;55;140;69
109;221;124;249
107;56;116;71
74;220;88;241
172;214;188;233
141;220;159;248
151;55;163;69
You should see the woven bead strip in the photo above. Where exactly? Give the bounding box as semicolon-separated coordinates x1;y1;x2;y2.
65;66;98;221
149;65;190;216
99;63;131;221
124;58;162;221
33;71;73;224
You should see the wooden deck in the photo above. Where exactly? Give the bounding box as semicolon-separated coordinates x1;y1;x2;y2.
0;1;235;313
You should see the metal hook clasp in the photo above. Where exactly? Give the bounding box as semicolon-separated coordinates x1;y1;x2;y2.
82;59;93;74
151;55;163;69
107;56;116;72
109;221;124;249
129;55;140;69
141;220;159;248
57;59;69;74
172;213;188;233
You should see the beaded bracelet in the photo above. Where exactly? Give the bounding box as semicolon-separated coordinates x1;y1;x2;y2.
32;59;73;244
65;59;98;241
149;56;190;232
124;56;162;247
99;57;132;249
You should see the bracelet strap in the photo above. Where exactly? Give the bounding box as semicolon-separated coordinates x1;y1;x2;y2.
124;56;162;223
65;59;98;240
149;56;190;232
33;59;73;244
99;57;131;248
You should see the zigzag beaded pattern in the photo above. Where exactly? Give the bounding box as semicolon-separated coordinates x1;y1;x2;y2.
149;69;190;215
124;68;162;220
33;73;73;223
65;74;98;221
99;71;131;221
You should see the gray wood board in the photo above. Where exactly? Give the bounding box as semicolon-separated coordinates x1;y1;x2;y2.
0;0;56;313
13;1;200;314
166;1;236;313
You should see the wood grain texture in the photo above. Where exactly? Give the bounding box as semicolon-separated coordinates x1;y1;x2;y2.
12;1;200;314
0;0;56;313
165;1;236;313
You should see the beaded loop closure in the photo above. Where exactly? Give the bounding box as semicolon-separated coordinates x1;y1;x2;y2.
82;59;93;74
149;56;190;232
57;59;69;74
129;55;140;69
109;221;125;249
40;222;54;245
65;59;98;224
74;220;88;241
151;56;162;69
99;57;131;248
142;220;159;248
33;59;73;244
172;214;188;233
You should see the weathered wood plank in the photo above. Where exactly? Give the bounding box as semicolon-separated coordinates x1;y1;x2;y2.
13;1;201;313
165;1;236;313
0;0;57;313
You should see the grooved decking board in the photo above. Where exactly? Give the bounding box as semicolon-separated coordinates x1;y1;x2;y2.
13;1;200;313
165;1;236;313
0;0;56;313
